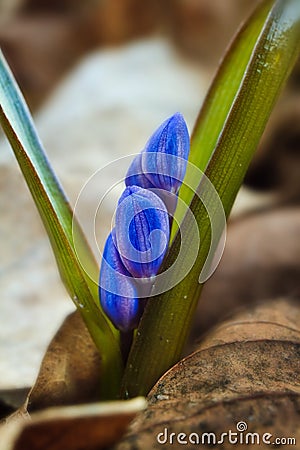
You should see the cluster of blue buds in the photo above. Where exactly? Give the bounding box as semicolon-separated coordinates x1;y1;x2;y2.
99;113;190;332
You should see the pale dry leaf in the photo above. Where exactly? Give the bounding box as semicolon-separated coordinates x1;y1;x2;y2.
0;398;146;450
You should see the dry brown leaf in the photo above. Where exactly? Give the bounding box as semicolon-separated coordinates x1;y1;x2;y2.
162;0;260;63
0;398;146;450
0;15;88;109
116;298;300;449
0;313;146;450
190;207;300;343
198;297;300;351
0;0;160;108
28;311;102;412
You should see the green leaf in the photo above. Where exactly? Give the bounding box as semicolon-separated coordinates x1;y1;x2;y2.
0;51;123;399
122;0;300;397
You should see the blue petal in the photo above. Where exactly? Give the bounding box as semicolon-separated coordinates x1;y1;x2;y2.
115;186;170;278
141;112;190;193
126;154;178;216
99;230;143;332
125;152;155;189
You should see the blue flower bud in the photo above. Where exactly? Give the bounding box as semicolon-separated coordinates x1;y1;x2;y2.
115;185;170;278
99;230;143;332
125;113;190;195
144;112;190;193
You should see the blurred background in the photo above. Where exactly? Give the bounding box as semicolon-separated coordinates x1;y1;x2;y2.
0;0;299;399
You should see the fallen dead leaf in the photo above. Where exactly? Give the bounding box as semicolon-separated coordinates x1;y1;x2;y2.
190;207;300;343
116;298;300;449
198;297;300;351
0;398;146;450
28;311;101;412
163;0;260;63
0;0;160;108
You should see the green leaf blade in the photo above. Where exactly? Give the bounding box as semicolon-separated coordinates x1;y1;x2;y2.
190;0;274;172
0;51;123;399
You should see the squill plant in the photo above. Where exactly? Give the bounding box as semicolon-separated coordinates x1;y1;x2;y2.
99;114;189;359
0;0;299;399
100;114;189;333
